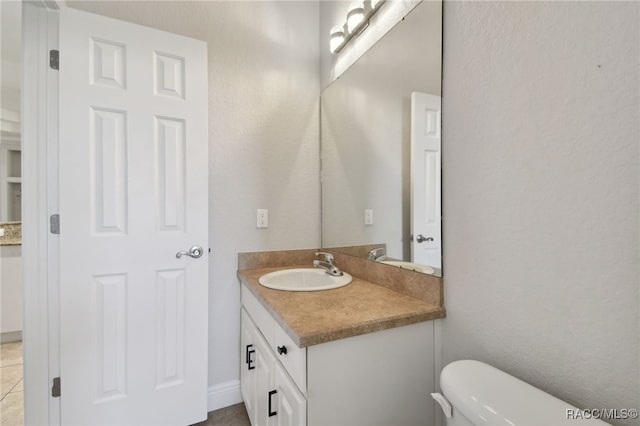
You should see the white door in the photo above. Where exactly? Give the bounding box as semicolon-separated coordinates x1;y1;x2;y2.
410;92;441;270
59;8;208;425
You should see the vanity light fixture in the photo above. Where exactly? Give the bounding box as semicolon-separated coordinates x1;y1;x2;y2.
329;25;346;54
329;0;386;54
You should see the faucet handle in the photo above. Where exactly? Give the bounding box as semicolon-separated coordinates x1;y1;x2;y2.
315;251;334;263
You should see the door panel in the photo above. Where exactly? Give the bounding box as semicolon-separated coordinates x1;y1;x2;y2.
411;92;442;270
59;8;208;425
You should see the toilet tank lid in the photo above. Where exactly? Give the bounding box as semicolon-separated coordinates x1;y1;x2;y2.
440;360;610;426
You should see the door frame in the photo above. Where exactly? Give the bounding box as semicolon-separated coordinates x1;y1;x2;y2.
22;1;60;425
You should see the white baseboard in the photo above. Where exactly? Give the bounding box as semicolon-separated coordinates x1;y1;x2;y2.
207;380;242;412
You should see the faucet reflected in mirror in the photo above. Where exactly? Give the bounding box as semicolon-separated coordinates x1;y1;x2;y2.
320;0;442;276
367;247;386;261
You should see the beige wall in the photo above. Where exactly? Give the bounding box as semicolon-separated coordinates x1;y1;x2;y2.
441;2;639;423
67;0;320;406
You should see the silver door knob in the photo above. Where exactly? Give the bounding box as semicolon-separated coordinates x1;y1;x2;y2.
176;245;204;259
416;235;434;243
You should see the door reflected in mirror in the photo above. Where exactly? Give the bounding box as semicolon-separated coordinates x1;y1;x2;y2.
320;0;442;276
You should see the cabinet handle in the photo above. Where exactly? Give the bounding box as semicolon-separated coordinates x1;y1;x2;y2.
268;390;277;417
277;345;287;355
245;344;255;370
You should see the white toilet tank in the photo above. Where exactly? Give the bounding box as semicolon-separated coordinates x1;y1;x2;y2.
432;360;611;426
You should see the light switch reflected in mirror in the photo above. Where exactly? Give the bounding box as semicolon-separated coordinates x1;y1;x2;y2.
320;0;442;276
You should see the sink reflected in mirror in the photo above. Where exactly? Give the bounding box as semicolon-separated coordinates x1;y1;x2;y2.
259;269;353;292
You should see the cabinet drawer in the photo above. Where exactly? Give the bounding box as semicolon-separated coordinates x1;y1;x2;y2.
241;285;274;346
273;321;306;394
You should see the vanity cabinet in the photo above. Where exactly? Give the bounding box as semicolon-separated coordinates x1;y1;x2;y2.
0;244;22;339
241;309;306;426
240;285;436;426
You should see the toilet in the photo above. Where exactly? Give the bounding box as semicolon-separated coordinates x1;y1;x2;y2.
432;360;611;425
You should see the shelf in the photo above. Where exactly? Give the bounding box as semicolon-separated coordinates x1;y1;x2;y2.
7;150;21;178
7;182;21;222
1;145;22;222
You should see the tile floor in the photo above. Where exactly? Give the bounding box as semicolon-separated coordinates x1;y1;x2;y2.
0;341;249;426
195;403;251;426
0;341;23;426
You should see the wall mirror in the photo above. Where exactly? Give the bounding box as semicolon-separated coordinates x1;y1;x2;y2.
320;0;442;276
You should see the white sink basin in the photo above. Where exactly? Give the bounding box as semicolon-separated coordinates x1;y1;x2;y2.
258;268;352;292
379;260;435;275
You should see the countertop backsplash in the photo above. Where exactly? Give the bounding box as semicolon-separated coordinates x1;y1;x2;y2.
0;222;21;246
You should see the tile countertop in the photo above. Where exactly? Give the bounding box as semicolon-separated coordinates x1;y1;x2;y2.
238;265;446;348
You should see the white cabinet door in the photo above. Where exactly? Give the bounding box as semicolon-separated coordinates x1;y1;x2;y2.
59;8;208;425
273;363;306;426
254;321;277;426
241;309;259;423
241;307;278;426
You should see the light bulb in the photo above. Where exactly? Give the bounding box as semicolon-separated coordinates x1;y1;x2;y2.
329;26;345;53
346;2;365;34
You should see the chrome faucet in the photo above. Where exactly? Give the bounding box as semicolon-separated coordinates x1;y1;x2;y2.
367;247;386;261
313;252;344;277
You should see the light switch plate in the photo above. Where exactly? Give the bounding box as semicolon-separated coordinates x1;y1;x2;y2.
364;209;373;225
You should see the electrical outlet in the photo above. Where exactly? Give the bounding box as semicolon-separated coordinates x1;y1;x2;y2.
257;209;268;228
364;209;373;225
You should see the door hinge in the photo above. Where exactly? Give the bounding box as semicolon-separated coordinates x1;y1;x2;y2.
50;214;60;234
52;377;61;398
49;50;59;70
